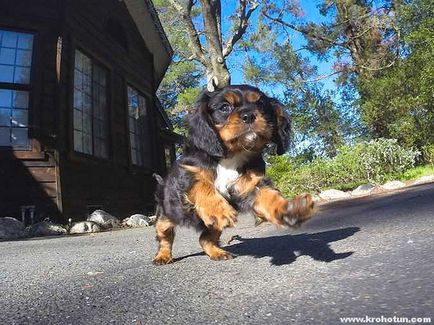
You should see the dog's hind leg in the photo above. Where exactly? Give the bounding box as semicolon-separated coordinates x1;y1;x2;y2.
199;227;234;261
153;217;176;265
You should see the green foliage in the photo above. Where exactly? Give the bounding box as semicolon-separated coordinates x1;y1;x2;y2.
266;138;420;198
359;0;434;148
421;144;434;165
398;164;434;181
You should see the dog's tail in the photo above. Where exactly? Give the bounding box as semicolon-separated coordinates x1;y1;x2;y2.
152;173;164;185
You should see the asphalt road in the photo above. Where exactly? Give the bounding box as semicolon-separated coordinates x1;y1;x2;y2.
1;183;433;325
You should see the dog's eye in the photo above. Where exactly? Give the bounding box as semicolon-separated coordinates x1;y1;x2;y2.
219;104;232;113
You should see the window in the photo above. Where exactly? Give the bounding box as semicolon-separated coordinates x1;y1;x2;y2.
0;30;34;149
127;86;150;167
73;50;108;158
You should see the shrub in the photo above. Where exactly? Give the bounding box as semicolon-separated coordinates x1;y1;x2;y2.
266;138;420;197
421;144;434;165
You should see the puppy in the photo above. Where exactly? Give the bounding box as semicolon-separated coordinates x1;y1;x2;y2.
153;85;315;265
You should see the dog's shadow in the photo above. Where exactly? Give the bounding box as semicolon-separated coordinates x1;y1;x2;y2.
176;227;360;266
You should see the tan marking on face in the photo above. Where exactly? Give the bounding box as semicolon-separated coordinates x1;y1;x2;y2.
246;91;261;103
223;91;241;106
216;110;273;153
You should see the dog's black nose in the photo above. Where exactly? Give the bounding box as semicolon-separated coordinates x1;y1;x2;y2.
241;112;256;124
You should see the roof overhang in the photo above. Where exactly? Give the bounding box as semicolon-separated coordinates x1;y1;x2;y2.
124;0;173;88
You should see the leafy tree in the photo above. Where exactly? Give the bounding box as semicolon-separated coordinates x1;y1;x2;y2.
359;0;434;148
155;0;261;90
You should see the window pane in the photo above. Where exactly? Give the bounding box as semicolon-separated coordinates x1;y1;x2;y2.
74;130;83;152
0;127;10;146
11;127;29;148
0;48;16;64
0;65;14;83
0;90;30;148
2;31;18;48
0;89;12;107
16;49;32;67
14;67;31;84
11;109;28;127
17;34;33;50
83;114;92;133
83;133;92;154
0;30;33;84
0;108;10;126
13;91;29;108
73;109;83;131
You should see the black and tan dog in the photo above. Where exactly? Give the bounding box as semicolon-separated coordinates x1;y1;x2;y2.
153;85;315;265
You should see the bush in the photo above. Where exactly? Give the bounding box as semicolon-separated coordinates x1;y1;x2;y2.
421;144;434;165
266;138;420;198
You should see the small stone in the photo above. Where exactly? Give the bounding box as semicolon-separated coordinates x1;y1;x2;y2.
382;180;405;190
69;221;101;234
319;189;351;200
87;210;119;229
29;221;67;237
121;214;155;228
351;183;377;196
0;217;27;240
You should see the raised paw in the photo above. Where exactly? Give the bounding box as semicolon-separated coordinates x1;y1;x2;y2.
152;253;174;265
282;193;315;228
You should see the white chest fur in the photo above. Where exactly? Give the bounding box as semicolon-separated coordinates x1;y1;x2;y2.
215;154;249;198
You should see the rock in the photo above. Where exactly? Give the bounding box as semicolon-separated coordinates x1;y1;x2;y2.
382;180;406;190
351;183;377;196
69;221;101;234
87;210;119;229
411;175;434;185
0;217;27;240
319;189;351;200
122;214;155;227
29;221;67;237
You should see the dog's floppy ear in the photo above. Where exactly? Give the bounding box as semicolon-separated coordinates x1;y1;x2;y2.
186;90;225;157
270;99;292;155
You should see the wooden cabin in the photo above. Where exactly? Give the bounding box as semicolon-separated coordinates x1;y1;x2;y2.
0;0;176;223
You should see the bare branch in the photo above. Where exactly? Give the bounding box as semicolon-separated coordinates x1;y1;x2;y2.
168;0;207;65
262;10;348;49
222;0;259;58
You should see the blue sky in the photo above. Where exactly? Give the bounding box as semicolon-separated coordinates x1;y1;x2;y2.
227;0;337;95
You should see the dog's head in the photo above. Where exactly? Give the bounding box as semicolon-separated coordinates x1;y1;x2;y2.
186;85;291;157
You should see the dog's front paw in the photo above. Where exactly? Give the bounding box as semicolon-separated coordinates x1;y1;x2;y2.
153;253;173;265
200;200;238;231
282;193;315;228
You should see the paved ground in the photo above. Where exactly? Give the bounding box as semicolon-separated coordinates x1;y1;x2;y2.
1;183;433;325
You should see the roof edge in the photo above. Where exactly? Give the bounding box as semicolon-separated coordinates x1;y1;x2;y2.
143;0;174;57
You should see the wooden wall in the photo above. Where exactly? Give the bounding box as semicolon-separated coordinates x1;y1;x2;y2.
57;0;164;220
0;0;61;221
0;0;171;222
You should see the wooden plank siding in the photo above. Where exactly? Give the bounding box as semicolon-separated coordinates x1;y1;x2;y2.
0;0;172;222
56;0;164;220
0;0;61;221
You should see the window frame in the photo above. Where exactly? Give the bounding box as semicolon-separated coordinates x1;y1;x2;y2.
70;47;111;161
126;84;152;169
0;27;38;154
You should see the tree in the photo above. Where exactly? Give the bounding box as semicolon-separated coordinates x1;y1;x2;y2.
262;0;400;83
155;0;260;90
359;0;434;148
